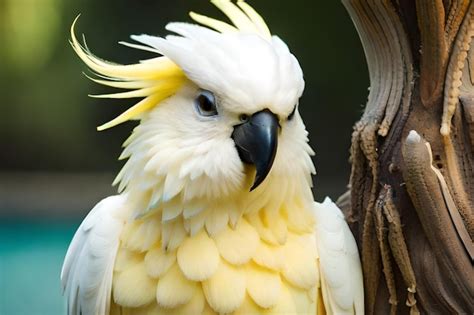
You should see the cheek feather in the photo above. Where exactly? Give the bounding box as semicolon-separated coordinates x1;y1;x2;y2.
178;138;245;200
115;92;246;203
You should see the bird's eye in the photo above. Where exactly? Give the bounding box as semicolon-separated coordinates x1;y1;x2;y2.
195;90;218;117
239;113;250;123
288;104;297;120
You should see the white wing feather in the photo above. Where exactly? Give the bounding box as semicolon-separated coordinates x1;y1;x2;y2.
314;197;364;315
61;195;128;315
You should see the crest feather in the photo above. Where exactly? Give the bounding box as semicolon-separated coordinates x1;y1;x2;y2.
190;0;271;39
189;12;238;34
71;1;273;130
70;16;186;131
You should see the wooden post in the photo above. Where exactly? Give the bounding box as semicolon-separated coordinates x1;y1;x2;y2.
338;1;474;313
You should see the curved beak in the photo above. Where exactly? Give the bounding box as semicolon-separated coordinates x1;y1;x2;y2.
231;109;279;191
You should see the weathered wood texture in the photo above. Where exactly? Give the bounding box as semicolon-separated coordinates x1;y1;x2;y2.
339;0;474;313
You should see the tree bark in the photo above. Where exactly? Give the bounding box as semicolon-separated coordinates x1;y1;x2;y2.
338;1;474;314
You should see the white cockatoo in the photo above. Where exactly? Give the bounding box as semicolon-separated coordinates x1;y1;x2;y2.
61;1;364;314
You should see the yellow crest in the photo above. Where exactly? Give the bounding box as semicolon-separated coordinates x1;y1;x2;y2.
71;1;271;130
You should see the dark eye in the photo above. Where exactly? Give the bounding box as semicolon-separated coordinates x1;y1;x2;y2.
239;113;250;123
195;90;218;117
288;104;297;120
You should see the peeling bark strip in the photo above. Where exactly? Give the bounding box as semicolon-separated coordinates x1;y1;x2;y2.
341;0;474;313
445;0;470;48
431;148;474;260
401;132;473;305
374;192;397;315
416;0;449;108
441;3;474;135
381;186;419;315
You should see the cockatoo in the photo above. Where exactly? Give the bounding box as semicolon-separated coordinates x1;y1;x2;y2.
61;1;364;314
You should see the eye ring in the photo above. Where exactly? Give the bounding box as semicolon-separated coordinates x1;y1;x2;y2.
288;104;297;120
239;113;250;123
195;90;218;117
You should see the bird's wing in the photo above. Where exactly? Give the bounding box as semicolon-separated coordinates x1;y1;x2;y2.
61;195;128;315
313;197;364;315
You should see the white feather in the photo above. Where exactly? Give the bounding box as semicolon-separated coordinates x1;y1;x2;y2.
61;195;128;315
313;197;364;315
131;23;304;116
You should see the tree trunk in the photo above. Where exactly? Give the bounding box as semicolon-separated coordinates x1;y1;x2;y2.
338;1;474;314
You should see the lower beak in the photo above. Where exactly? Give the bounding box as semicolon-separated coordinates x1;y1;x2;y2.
231;109;279;191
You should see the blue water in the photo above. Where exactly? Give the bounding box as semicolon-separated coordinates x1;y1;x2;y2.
0;220;79;315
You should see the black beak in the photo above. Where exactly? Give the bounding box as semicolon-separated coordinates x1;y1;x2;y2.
231;109;279;191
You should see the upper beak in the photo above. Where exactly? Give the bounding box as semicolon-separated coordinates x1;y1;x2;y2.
231;109;279;191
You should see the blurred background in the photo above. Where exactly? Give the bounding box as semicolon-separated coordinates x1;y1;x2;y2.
0;0;368;313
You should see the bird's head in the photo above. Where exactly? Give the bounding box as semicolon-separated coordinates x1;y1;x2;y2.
72;0;315;212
